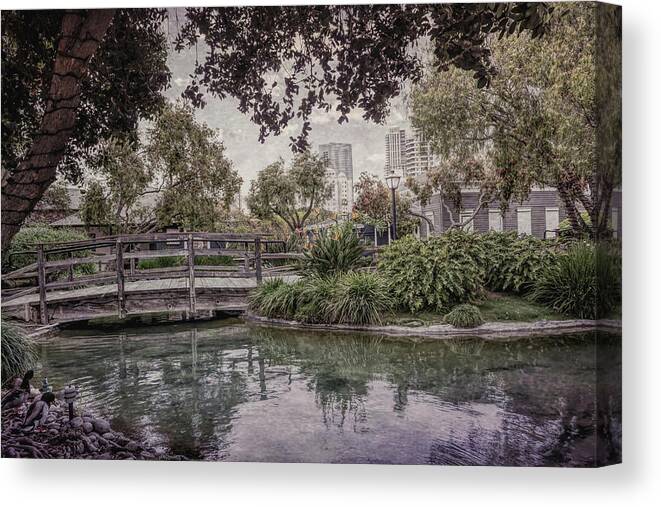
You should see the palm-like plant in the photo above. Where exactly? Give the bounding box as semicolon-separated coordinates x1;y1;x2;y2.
303;223;364;276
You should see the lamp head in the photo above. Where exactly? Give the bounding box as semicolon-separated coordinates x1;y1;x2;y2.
385;174;401;190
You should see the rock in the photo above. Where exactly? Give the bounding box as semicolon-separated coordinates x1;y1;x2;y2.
126;441;140;452
70;417;84;429
48;429;59;436
94;452;112;460
114;435;130;445
82;422;94;434
92;418;111;434
140;451;155;460
102;432;116;440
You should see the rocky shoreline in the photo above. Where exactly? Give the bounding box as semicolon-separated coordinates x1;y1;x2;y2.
1;399;185;461
244;311;623;340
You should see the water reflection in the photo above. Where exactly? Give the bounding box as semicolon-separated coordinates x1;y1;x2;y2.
34;321;621;466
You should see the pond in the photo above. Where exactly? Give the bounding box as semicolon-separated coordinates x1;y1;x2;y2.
33;318;621;466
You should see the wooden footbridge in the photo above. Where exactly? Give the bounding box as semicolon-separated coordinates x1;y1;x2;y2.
1;233;301;324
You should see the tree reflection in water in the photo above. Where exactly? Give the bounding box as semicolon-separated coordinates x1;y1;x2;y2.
34;320;621;466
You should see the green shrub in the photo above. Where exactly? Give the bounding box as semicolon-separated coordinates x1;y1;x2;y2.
1;321;38;383
303;223;364;276
137;256;184;269
4;224;94;275
480;232;559;293
529;243;621;319
194;255;235;266
329;272;394;325
443;304;484;328
378;230;484;313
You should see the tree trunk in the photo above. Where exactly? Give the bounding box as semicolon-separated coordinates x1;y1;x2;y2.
1;9;115;253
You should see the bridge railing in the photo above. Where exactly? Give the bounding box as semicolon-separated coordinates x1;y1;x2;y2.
2;232;302;324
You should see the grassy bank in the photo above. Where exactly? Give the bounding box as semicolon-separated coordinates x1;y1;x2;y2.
388;293;568;327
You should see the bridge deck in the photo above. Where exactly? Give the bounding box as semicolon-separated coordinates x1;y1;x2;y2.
2;275;300;308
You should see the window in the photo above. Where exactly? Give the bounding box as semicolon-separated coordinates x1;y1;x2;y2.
611;207;619;238
488;209;503;232
517;208;532;235
459;209;474;233
545;207;559;238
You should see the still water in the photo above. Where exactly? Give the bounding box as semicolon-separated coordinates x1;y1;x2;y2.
34;319;621;466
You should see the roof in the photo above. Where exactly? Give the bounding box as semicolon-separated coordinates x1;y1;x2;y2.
50;212;86;227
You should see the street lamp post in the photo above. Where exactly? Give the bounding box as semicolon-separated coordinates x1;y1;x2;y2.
385;174;401;242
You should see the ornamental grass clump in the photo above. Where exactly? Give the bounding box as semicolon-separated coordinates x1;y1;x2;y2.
1;320;38;383
529;242;620;319
249;279;305;319
443;304;484;328
303;223;364;276
329;272;394;325
295;275;338;323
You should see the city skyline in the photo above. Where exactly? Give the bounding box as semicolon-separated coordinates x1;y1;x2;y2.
165;36;412;196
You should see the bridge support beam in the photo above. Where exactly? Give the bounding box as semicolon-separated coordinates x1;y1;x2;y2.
188;233;196;316
116;238;126;318
37;244;48;324
254;237;262;284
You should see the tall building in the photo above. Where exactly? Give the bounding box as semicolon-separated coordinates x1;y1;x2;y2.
319;143;354;214
384;127;407;177
404;129;434;178
384;126;435;179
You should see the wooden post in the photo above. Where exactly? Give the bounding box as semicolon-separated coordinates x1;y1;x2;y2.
129;243;135;276
254;237;262;284
187;233;196;315
68;251;74;282
37;244;48;325
116;238;126;318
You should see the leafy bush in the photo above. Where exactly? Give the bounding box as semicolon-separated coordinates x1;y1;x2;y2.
3;224;95;276
480;232;559;293
137;255;184;269
378;230;484;313
329;272;394;325
194;255;235;266
558;211;591;237
529;243;621;319
443;304;484;328
303;223;364;276
1;321;38;383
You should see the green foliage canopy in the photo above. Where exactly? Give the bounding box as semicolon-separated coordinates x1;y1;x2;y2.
247;152;332;232
80;103;242;232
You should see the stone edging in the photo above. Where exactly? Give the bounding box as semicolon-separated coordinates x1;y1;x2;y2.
243;312;622;340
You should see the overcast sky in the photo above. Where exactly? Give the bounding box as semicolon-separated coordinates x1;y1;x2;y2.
164;28;413;197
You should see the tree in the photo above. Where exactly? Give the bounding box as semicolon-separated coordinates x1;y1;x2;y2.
2;4;553;251
352;173;417;237
409;3;621;238
80;103;242;232
247;153;332;233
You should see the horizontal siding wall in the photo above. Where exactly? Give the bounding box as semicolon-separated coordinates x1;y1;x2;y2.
419;189;568;239
417;188;623;240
